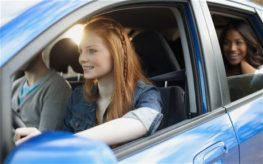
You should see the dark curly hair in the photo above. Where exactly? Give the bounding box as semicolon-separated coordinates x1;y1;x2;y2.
220;20;263;68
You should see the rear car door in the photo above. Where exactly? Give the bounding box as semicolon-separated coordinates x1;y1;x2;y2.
206;0;263;163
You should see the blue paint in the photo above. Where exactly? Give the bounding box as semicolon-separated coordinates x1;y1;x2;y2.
185;5;207;113
0;0;91;67
227;98;263;162
5;132;117;164
119;113;239;163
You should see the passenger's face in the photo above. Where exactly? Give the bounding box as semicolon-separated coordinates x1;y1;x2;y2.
79;32;113;80
223;29;248;66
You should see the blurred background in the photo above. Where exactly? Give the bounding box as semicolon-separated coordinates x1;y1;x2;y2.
251;0;263;5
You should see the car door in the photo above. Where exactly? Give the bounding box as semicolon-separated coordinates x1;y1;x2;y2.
114;0;239;163
0;0;120;160
1;0;241;163
206;1;263;163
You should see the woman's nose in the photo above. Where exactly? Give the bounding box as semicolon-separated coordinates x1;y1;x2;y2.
79;52;87;64
229;43;237;51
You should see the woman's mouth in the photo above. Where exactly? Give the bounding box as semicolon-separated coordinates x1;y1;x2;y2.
82;66;94;71
227;53;240;60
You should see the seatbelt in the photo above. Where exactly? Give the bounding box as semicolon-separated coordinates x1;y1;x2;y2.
150;69;185;82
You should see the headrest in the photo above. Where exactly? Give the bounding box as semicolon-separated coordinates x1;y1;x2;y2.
132;31;180;77
50;38;83;73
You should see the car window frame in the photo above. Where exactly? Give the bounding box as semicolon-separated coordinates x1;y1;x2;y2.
1;0;203;160
207;1;263;105
0;0;128;159
95;2;199;158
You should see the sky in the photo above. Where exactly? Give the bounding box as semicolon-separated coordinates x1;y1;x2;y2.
0;0;42;26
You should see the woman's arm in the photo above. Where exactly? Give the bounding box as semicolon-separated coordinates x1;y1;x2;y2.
76;118;147;145
15;118;147;146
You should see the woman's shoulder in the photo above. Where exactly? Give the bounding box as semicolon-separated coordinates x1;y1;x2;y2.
135;80;160;96
136;80;155;89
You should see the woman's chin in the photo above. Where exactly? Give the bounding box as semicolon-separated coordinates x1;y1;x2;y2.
84;75;96;79
228;60;241;66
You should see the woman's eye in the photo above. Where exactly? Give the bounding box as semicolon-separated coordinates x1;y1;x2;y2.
223;40;230;46
236;40;245;45
88;49;97;54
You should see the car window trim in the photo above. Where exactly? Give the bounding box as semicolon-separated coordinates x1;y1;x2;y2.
1;0;129;158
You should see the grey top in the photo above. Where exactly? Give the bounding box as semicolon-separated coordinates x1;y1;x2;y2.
12;70;72;131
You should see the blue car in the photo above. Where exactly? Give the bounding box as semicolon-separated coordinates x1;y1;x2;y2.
1;0;263;163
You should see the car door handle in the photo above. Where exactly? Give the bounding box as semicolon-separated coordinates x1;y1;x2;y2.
194;142;227;164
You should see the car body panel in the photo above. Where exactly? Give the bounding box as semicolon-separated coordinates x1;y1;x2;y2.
226;95;263;162
186;1;208;113
119;110;239;163
5;132;117;163
204;1;263;162
198;0;231;106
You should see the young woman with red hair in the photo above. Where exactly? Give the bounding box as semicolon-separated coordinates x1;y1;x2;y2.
15;17;163;146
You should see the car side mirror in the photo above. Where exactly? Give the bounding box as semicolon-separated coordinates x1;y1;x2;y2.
5;131;117;163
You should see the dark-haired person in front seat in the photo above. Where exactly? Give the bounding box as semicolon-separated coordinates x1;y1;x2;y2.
11;52;71;131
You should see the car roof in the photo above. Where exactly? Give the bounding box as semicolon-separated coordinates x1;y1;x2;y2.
0;0;261;67
0;0;92;67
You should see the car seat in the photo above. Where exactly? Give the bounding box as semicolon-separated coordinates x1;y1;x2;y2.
50;38;82;74
132;31;187;130
49;38;83;89
132;31;181;77
157;86;186;129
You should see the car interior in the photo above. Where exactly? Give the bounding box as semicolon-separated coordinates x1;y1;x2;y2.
11;5;199;148
46;6;189;130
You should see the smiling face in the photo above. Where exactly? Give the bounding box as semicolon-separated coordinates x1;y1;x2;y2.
223;29;248;66
79;31;113;80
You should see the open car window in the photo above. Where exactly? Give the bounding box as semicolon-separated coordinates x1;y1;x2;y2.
209;5;263;102
9;2;202;151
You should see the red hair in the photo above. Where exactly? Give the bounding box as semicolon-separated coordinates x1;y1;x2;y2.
82;17;150;123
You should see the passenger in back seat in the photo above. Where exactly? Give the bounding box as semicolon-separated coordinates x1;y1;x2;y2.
220;20;263;76
12;52;72;131
15;17;163;146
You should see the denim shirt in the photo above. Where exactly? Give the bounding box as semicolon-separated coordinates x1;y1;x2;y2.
63;80;163;135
